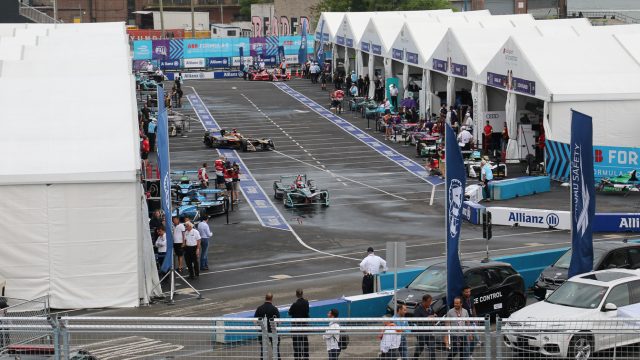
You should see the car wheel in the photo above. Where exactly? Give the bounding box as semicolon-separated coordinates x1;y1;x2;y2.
503;293;526;317
569;334;593;360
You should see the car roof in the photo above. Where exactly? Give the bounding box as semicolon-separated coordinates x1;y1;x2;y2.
593;240;640;252
569;269;640;286
431;260;513;270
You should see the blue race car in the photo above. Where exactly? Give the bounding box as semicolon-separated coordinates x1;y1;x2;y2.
172;189;227;221
171;170;202;200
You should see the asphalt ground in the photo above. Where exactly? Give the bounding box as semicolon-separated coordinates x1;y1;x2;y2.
72;78;632;318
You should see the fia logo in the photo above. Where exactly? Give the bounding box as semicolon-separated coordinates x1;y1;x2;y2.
448;179;463;238
155;46;167;56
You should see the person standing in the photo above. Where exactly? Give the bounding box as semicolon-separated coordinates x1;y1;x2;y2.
232;162;240;204
322;309;341;360
359;247;387;294
462;286;479;356
288;289;310;360
413;294;437;360
198;162;209;188
183;221;201;280
155;225;167;270
446;297;470;360
214;156;226;190
147;119;157;152
374;76;383;102
393;304;409;359
483;121;493;154
501;122;509;153
140;135;150;169
389;84;399;111
481;159;493;201
364;74;370;97
172;216;186;273
357;75;364;96
254;293;281;360
379;319;401;359
197;215;212;271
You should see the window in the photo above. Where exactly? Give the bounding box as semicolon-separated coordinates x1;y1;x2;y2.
464;270;486;289
602;249;630;269
605;284;630;307
212;28;217;34
629;280;640;304
227;30;237;37
628;248;640;268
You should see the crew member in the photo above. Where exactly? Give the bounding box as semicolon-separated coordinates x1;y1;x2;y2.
413;294;437;359
155;225;167;270
483;121;493;154
481;159;493;201
172;216;186;273
457;126;474;151
198;162;209;188
183;221;201;280
254;293;281;360
389;84;399;111
214;156;226;190
288;289;310;360
359;247;387;294
224;162;234;196
330;89;345;114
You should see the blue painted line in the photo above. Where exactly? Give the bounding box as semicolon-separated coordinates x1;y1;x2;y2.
186;93;291;232
272;83;444;187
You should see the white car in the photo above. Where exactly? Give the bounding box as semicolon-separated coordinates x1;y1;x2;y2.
504;269;640;359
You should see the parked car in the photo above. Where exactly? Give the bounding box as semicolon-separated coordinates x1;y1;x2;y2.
0;274;6;309
505;269;640;359
533;241;640;300
389;260;526;317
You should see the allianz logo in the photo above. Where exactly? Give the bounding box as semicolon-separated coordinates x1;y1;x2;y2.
508;212;560;227
620;218;640;228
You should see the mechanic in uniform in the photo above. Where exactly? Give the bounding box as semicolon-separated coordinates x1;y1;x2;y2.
224;162;234;197
183;221;201;280
483;121;493;154
198;162;209;188
254;293;281;360
359;247;388;294
457;126;474;151
481;159;493;201
462;286;479;356
330;89;345;114
232;162;240;204
288;289;310;360
413;294;437;360
214;156;226;190
172;216;186;273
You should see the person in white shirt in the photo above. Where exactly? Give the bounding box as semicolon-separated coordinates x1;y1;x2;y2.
145;62;154;72
197;216;213;271
172;216;186;272
198;163;209;188
389;84;399;111
155;225;167;270
322;308;341;359
183;221;201;280
359;247;388;294
457;126;474;151
379;320;401;359
463;112;473;131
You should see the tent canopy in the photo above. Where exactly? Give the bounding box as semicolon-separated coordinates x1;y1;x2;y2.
338;12;376;49
477;14;536;28
315;12;345;43
359;16;405;57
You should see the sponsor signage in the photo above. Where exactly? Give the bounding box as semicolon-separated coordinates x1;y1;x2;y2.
489;207;570;230
406;51;418;65
159;59;181;70
133;40;152;60
127;29;185;41
184;58;206;68
213;71;242;79
451;62;467;77
371;44;382;55
513;77;536;96
231;56;254;67
392;48;403;61
346;38;353;47
207;57;229;68
432;58;447;72
361;42;370;52
152;40;170;60
323;33;330;42
336;36;345;45
462;201;485;225
547;140;640;180
594;213;640;233
487;72;536;96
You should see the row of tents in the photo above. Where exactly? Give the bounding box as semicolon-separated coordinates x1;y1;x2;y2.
314;10;640;179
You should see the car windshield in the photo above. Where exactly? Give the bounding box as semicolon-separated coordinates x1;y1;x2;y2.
408;266;447;292
554;247;607;269
545;281;607;309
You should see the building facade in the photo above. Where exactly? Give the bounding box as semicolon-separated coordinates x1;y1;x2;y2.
251;0;319;37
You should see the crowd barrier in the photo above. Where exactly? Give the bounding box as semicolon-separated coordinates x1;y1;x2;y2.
489;176;550;200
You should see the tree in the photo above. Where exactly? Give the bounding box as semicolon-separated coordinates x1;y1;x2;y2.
397;0;454;10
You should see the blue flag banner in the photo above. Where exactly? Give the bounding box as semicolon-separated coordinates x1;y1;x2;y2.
157;86;175;273
239;46;244;72
568;110;595;278
278;45;285;66
298;21;308;65
445;123;466;309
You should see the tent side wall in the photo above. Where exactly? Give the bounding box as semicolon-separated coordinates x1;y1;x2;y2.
0;181;141;308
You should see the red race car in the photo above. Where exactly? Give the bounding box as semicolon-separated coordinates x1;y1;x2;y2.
247;69;290;81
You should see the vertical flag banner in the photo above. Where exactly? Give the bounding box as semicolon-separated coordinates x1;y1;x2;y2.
445;123;466;308
239;46;245;72
157;86;175;273
278;45;285;65
298;21;308;65
568;110;595;278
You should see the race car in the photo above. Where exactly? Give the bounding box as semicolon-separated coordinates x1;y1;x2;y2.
273;174;329;208
203;129;274;152
597;170;640;193
172;189;227;220
247;68;290;81
170;170;202;200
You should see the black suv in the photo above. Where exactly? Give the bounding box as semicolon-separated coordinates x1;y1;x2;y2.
389;260;526;317
533;240;640;300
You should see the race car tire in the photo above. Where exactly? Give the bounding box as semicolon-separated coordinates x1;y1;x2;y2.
269;74;274;81
241;139;248;152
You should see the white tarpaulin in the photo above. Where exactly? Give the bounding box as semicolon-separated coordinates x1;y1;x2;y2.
344;46;349;74
331;43;336;76
472;83;487;144
402;63;409;96
384;58;392;79
505;92;519;162
446;75;455;109
368;53;375;98
420;68;428;117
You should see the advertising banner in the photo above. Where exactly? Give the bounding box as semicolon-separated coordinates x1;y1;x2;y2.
207;57;230;68
432;58;447;72
392;48;403;61
406;52;419;65
159;59;181;70
371;44;382;55
489;207;570;230
133;40;153;60
346;38;353;48
336;36;345;45
451;62;468;77
151;40;170;60
127;29;185;41
183;58;206;68
132;60;157;71
156;86;174;273
547;140;640;180
594;213;640;233
231;56;254;67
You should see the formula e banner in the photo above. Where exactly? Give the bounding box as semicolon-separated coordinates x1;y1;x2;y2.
445;123;465;309
568;110;595;278
488;207;570;230
157;86;175;273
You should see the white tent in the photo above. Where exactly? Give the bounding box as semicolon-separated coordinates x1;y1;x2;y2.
0;22;160;308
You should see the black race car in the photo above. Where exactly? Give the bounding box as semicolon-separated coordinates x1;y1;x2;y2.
203;129;274;152
389;260;526;318
533;240;640;300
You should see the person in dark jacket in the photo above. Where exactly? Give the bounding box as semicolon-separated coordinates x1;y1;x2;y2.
413;294;437;359
288;289;310;360
254;293;281;360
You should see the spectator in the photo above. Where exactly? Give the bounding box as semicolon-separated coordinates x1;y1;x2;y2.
197;215;212;272
183;221;201;280
462;286;479;356
288;289;310;360
322;308;341;360
172;216;186;273
378;318;401;359
155;225;167;270
393;304;409;359
446;297;470;360
413;294;437;359
359;247;387;294
254;293;281;360
198;163;209;188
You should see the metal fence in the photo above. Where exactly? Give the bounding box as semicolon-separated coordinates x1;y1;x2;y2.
3;316;640;359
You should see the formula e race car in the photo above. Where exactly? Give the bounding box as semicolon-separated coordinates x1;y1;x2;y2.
203;129;275;152
247;69;290;81
170;170;203;200
273;175;329;208
597;170;640;193
172;189;227;220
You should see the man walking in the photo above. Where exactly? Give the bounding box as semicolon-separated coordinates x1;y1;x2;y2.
172;216;186;273
197;215;212;271
389;84;399;111
183;221;201;280
322;309;341;360
359;247;387;294
446;297;470;360
288;289;310;360
481;159;493;201
394;304;409;359
413;294;437;359
254;293;281;360
462;286;479;356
